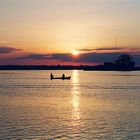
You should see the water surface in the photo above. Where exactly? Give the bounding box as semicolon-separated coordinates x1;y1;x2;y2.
0;70;140;139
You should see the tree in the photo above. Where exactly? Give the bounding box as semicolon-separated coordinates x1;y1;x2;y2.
115;54;135;70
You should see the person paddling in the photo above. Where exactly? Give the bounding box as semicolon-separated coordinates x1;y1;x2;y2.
62;74;65;79
50;73;53;79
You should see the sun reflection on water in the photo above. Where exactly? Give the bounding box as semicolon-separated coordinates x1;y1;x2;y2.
71;70;81;132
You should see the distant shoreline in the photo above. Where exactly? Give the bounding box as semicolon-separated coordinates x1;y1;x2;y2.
0;65;140;71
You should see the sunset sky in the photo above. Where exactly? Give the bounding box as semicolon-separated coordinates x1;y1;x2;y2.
0;0;140;65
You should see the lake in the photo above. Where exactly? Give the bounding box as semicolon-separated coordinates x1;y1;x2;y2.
0;70;140;140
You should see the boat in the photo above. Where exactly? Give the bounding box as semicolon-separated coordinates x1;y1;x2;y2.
51;76;71;80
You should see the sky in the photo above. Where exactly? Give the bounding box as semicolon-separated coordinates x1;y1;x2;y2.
0;0;140;65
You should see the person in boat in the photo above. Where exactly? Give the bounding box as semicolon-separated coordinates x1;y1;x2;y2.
50;73;53;79
62;74;65;79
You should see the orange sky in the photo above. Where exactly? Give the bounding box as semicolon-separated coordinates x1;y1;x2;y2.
0;0;140;65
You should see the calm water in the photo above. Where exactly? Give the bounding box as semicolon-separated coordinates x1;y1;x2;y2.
0;70;140;140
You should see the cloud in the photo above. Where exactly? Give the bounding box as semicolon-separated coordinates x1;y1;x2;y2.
72;52;122;63
77;47;127;53
1;47;140;66
52;52;140;66
18;53;73;61
77;48;95;52
52;53;72;61
18;53;52;60
78;47;140;53
0;46;21;54
94;47;126;51
16;52;123;63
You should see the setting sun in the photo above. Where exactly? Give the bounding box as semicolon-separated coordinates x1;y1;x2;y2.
72;50;80;56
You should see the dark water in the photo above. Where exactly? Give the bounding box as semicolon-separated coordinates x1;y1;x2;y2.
0;70;140;140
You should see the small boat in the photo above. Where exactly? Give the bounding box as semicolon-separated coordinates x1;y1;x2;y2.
51;76;71;80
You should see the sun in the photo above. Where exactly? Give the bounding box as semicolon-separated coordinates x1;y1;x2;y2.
72;50;79;56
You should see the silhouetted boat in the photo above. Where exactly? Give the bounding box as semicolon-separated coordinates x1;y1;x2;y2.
51;76;71;80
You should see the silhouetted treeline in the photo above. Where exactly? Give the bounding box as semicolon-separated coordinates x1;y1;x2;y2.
0;54;140;71
84;54;139;71
0;64;140;71
0;65;87;70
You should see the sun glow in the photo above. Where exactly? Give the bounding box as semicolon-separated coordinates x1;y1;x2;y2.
72;50;80;56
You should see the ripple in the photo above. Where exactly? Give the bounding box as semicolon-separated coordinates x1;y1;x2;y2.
0;84;140;90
